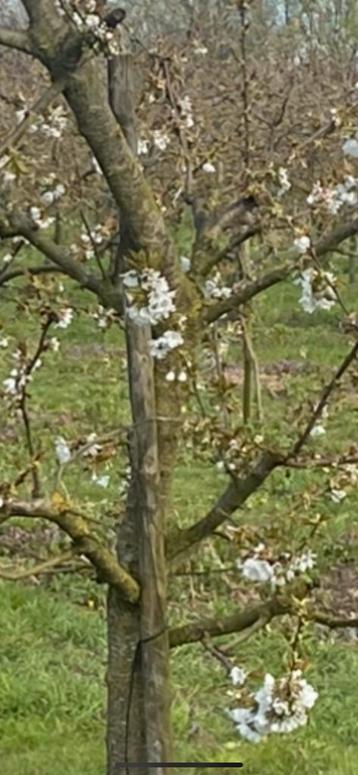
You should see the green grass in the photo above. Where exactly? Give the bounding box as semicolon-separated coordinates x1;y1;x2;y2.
1;579;358;774
0;262;357;773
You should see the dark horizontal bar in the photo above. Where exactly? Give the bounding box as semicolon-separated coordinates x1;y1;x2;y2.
116;763;243;769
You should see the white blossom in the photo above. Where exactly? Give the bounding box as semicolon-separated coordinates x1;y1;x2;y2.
150;330;184;360
138;138;150;155
3;365;28;397
29;206;55;230
289;550;317;574
126;269;176;326
180;256;191;273
91;473;110;488
240;558;274;583
84;433;102;458
152;130;170;151
0;337;9;348
165;370;176;382
237;547;316;588
204;272;232;300
179;95;194;128
55;436;71;464
92;305;117;330
49;337;60;352
55;308;74;329
330;488;347;503
310;423;326;438
342;137;358;158
307;176;358;214
193;45;208;55
40;184;65;206
202;161;216;174
121;270;139;289
228;707;262;743
30;206;41;223
16;108;28;123
294;235;311;254
277;167;291;197
295;269;337;314
3;375;17;395
127;306;153;326
230;666;247;687
228;670;318;743
3;171;16;185
2;253;14;264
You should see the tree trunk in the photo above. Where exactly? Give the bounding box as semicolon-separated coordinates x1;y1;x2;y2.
104;25;173;773
106;323;172;775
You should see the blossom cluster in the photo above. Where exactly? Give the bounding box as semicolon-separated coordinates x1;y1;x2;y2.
277;167;291;198
138;130;171;156
306;176;358;215
16;104;68;140
54;308;73;329
294;268;337;314
178;95;194;129
29;206;55;231
236;543;317;587
228;669;319;742
3;364;29;398
54;431;104;466
204;272;232;301
55;0;120;56
40;183;65;207
122;268;176;326
92;305;118;330
121;269;185;359
150;330;184;360
2;336;60;402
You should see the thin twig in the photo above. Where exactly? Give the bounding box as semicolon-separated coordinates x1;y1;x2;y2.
0;550;80;581
290;338;358;458
0;79;66;160
79;210;107;280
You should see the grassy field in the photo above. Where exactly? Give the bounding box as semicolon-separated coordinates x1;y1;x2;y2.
0;262;357;774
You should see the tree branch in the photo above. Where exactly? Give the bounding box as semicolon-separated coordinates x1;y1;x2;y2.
169;597;290;648
0;78;66;160
0;27;33;55
205;217;358;324
202;224;261;277
166;451;281;560
290;338;358;458
167;333;358;561
0;264;64;287
0;550;81;581
169;598;358;649
0;497;140;603
0;212;104;295
315;217;358;256
204;264;291;323
312;612;358;629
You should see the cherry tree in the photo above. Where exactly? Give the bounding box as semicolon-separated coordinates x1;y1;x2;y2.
0;2;358;773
